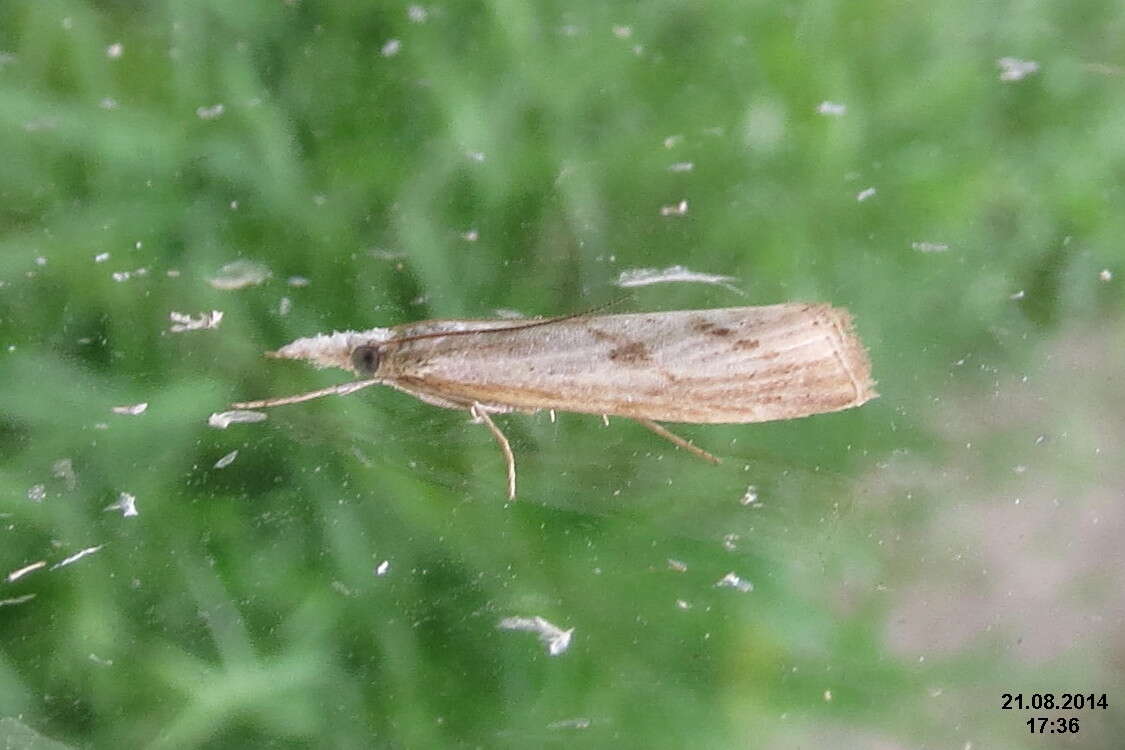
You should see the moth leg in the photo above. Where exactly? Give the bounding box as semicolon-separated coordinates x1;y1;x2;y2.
470;403;517;500
634;418;721;465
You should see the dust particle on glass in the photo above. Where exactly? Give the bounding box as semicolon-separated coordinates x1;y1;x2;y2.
112;402;148;416
612;25;632;39
667;161;694;172
675;599;692;610
208;260;271;290
715;572;754;593
1099;269;1113;282
7;561;46;582
548;718;592;730
498;616;573;656
461;229;479;242
195;103;225;120
375;560;390;576
168;310;223;333
1009;290;1025;300
381;39;401;57
213;450;239;469
208;410;268;429
104;492;138;517
663;134;684;148
911;241;949;253
667;559;688;572
26;484;47;503
94;252;110;263
99;97;118;110
997;57;1039;82
856;187;877;202
51;458;77;490
614;265;742;294
278;296;292;316
660;199;689;216
106;43;123;59
407;5;428;22
816;101;847;116
739;484;760;506
50;544;104;570
287;275;310;287
722;533;740;551
0;594;37;607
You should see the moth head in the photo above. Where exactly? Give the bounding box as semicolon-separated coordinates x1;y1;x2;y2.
266;329;392;375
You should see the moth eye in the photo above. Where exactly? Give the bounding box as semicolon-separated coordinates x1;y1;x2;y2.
350;345;381;376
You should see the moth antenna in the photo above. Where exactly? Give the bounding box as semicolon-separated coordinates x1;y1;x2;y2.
389;296;634;347
232;378;381;409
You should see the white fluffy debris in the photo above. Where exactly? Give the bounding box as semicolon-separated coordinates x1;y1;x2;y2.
169;310;223;333
208;260;271;290
104;492;138;517
715;571;754;593
112;402;148;416
498;616;574;656
208;410;268;429
615;265;742;294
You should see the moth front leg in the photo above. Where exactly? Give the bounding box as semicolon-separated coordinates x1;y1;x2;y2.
470;403;517;500
634;418;721;464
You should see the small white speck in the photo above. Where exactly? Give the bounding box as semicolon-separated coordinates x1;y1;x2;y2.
912;241;949;253
498;616;573;656
407;5;428;22
196;103;224;120
94;252;110;263
466;151;486;162
104;492;138;517
99;98;118;110
0;594;37;607
208;410;268;429
667;161;694;172
667;559;688;572
823;690;833;702
208;259;271;290
34;256;47;266
675;599;692;610
168;310;223;333
381;39;401;57
1009;290;1025;300
278;296;292;316
997;57;1039;82
461;229;479;242
50;544;104;570
112;402;148;416
287;275;310;287
7;561;46;582
856;187;877;202
27;484;47;503
663;134;684;149
612;25;632;39
1099;268;1113;282
375;560;390;576
106;43;123;59
715;571;753;592
660;199;689;216
817;101;847;116
213;450;239;469
740;485;759;506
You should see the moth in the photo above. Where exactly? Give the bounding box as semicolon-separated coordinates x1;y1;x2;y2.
232;304;877;498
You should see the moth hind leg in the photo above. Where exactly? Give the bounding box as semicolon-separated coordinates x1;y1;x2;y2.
634;418;721;465
470;403;518;500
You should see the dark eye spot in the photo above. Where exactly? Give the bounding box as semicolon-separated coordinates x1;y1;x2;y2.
350;345;381;375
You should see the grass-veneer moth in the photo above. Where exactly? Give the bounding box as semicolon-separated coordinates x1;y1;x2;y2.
232;303;877;499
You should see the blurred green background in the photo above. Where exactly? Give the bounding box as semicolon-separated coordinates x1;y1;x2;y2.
2;0;1124;747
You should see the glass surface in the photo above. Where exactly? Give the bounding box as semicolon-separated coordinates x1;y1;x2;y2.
1;1;1123;747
